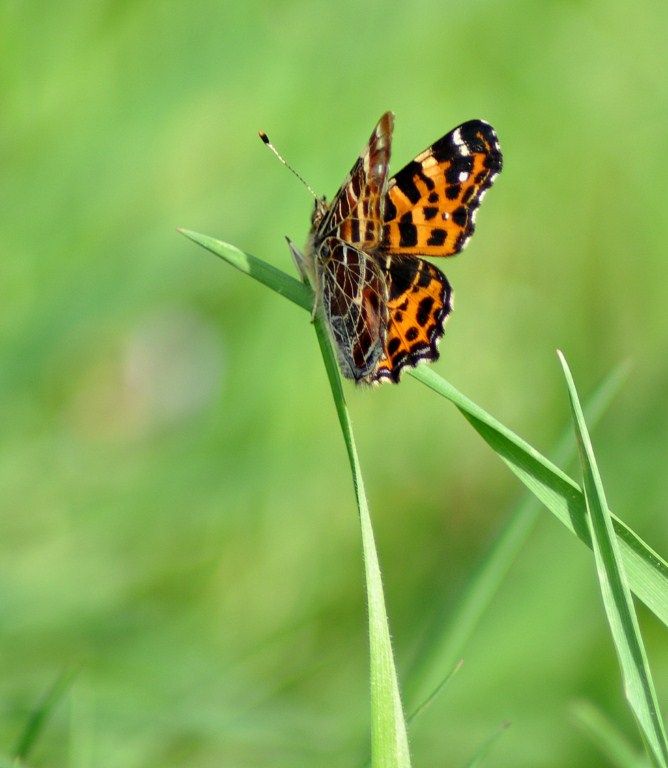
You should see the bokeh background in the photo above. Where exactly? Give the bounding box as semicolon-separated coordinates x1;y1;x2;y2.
2;1;667;766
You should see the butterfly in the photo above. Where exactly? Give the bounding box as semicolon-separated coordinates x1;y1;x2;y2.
285;112;502;384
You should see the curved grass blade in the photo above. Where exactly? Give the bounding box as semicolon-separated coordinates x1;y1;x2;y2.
178;232;668;628
13;668;77;762
178;229;312;310
407;659;463;726
559;351;668;768
573;701;651;768
410;365;668;628
405;362;629;710
314;316;411;768
463;721;510;768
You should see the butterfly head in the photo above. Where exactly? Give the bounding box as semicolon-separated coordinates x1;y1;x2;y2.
310;196;328;233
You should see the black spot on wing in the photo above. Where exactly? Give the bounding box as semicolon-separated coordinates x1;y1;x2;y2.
384;195;397;221
392;160;423;204
387;261;414;299
416;296;435;326
416;265;432;287
427;228;447;246
398;221;418;248
452;206;468;227
445;155;473;184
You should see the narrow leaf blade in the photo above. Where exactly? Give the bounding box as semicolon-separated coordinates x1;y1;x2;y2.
13;668;77;761
573;700;651;768
314;317;411;768
411;365;668;628
406;362;628;709
559;351;668;768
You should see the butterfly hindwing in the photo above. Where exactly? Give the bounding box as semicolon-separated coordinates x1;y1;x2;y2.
318;236;389;382
319;112;394;250
381;120;502;257
370;255;452;383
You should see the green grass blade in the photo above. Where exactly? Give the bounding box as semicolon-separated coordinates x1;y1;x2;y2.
178;229;312;310
179;232;668;628
573;701;651;768
405;362;629;710
313;315;410;768
411;364;668;628
407;659;463;726
559;351;668;768
13;668;77;761
463;721;510;768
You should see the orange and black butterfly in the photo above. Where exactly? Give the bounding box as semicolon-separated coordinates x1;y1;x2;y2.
285;112;502;384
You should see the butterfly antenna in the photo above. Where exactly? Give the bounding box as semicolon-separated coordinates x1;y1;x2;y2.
259;130;318;200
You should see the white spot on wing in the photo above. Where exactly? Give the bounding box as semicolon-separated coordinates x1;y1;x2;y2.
452;128;470;155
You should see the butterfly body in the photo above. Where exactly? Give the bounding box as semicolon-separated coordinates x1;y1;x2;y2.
289;112;502;384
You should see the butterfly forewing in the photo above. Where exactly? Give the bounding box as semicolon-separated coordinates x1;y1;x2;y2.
318;112;394;251
382;120;502;258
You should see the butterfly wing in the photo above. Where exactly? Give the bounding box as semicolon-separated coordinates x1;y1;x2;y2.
317;112;394;251
367;120;501;383
382;120;502;257
317;237;389;382
369;255;452;384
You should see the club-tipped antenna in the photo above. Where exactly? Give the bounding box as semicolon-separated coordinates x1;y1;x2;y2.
259;130;318;200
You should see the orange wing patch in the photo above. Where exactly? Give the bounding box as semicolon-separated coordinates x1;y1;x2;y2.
370;255;452;383
382;120;502;258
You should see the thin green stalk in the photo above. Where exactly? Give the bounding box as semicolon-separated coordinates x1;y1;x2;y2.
13;668;77;762
573;701;651;768
559;351;668;768
314;315;410;768
406;362;629;710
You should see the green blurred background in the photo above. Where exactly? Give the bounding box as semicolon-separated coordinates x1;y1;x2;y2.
2;1;667;766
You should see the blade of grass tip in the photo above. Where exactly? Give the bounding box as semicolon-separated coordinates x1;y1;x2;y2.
405;361;629;711
407;659;463;726
409;364;668;629
178;229;312;310
313;315;410;768
14;667;77;762
463;721;511;768
559;351;668;768
573;700;651;768
179;234;668;627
